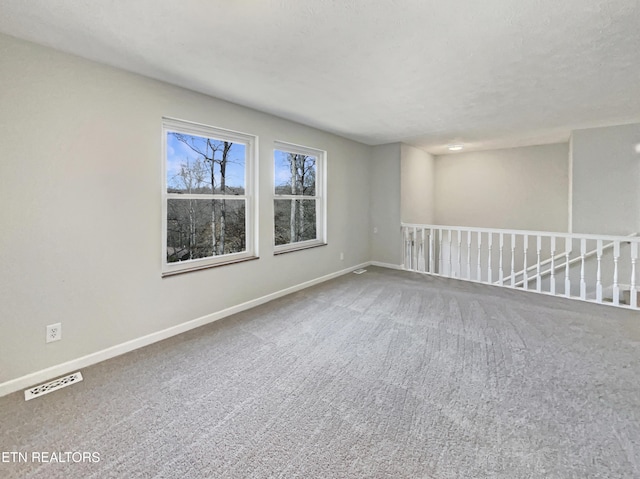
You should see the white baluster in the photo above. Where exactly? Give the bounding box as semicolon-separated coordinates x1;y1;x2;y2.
429;229;434;274
510;234;516;287
403;227;409;269
419;227;423;271
498;233;504;286
523;234;528;290
413;226;420;271
420;228;426;272
536;235;542;292
631;242;638;309
477;232;482;281
438;228;443;275
580;238;587;300
613;241;620;306
467;231;472;279
447;229;452;277
456;230;462;278
596;239;603;303
487;233;493;284
550;236;556;295
565;237;572;298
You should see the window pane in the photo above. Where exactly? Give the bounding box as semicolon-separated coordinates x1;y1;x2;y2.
274;199;317;245
167;199;245;262
274;150;316;196
167;132;245;195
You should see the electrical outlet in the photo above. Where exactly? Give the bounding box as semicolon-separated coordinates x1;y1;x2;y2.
340;252;344;261
46;323;62;343
373;227;378;234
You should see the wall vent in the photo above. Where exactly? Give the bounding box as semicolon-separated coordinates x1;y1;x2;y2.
24;372;83;401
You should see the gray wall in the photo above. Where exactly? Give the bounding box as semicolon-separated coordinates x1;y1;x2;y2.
571;124;640;235
401;144;435;224
434;143;570;231
370;143;402;265
0;34;372;384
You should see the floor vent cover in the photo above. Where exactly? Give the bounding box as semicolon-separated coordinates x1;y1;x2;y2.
353;269;367;275
24;372;83;401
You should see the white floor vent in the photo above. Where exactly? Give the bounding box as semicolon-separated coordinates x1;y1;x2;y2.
353;269;367;275
24;372;83;401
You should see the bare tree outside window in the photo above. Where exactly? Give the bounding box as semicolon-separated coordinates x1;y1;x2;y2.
273;144;325;252
163;119;255;274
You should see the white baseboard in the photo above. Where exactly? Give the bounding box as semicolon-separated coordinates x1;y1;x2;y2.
368;261;404;270
0;262;369;398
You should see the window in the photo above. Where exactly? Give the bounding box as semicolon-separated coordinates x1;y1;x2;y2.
162;118;257;275
273;141;326;253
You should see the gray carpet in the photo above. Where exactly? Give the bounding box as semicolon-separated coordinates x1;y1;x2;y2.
1;266;639;478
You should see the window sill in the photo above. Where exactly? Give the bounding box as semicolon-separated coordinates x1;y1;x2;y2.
162;255;259;277
274;241;327;256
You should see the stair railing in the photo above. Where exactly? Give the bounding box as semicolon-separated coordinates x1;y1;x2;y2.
401;224;640;310
514;233;637;288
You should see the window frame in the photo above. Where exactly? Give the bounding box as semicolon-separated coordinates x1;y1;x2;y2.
273;140;327;254
161;117;258;276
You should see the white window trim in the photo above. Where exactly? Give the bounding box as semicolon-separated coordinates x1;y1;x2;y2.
162;117;258;276
273;140;327;254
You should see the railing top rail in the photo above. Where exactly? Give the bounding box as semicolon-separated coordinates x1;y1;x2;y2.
401;223;638;243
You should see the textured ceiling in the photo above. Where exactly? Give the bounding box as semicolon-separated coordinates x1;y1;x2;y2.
1;0;639;154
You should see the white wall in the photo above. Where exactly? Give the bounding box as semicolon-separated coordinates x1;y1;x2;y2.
0;34;372;385
370;143;402;265
571;124;640;235
401;144;435;224
434;143;570;231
